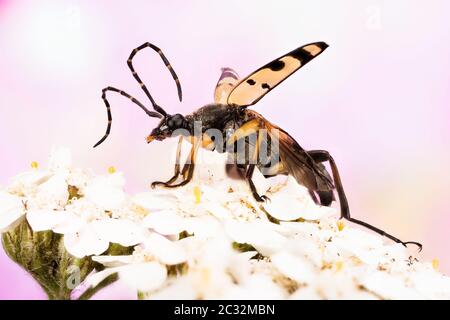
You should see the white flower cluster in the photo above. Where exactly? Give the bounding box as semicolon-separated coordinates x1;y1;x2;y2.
1;147;450;299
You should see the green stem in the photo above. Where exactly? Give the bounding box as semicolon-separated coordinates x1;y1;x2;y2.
78;273;118;300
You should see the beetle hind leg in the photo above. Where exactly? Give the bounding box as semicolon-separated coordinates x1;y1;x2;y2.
308;149;422;251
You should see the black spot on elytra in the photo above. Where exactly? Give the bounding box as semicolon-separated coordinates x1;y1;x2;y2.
291;48;313;63
261;83;270;90
267;60;285;71
247;79;256;85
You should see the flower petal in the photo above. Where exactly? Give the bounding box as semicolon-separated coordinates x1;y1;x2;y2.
9;170;51;190
224;274;286;299
149;278;197;300
26;209;67;232
37;173;69;207
48;147;72;171
143;233;187;265
184;216;223;239
84;267;120;288
360;271;424;300
271;251;316;284
410;269;450;299
132;192;179;212
91;218;144;247
63;226;109;258
264;193;336;221
225;220;287;256
84;175;126;210
290;287;322;300
52;212;84;234
92;255;135;267
333;228;385;265
200;201;230;220
142;211;185;235
0;192;25;232
119;262;167;292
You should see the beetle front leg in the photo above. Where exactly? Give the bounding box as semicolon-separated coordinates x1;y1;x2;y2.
162;163;195;188
151;136;184;188
151;137;200;189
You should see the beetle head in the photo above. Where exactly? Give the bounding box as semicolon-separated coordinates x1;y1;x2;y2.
146;113;187;143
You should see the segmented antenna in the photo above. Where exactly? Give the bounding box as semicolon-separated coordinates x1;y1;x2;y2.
127;42;183;116
93;86;162;148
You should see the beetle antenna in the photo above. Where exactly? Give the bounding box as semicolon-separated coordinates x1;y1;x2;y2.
93;86;162;148
127;42;183;117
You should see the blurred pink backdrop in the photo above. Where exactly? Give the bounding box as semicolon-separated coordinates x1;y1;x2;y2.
0;0;449;299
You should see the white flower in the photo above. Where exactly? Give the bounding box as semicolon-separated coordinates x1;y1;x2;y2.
0;192;25;232
8;148;77;208
24;196;147;258
360;271;425;300
141;233;187;265
148;233;241;299
89;233;187;292
3;146;450;300
36;173;69;208
142;211;186;236
48;147;72;172
409;268;450;299
133;191;179;212
8;170;52;196
26;209;76;232
224;219;287;256
149;278;197;300
88;261;167;293
271;251;316;285
84;172;126;211
290;286;322;300
263;176;337;221
222;274;286;300
64;224;110;258
4;148;147;258
332;228;385;266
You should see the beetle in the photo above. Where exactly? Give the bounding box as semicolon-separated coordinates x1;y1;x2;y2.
94;42;421;249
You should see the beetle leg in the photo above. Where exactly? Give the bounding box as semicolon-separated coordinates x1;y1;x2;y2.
308;190;320;204
308;149;422;251
151;136;184;188
246;164;270;202
226;119;261;145
227;119;270;202
225;163;247;180
245;128;270;202
155;137;200;188
165;163;195;188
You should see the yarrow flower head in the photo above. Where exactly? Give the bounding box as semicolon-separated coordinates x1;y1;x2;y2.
1;146;450;299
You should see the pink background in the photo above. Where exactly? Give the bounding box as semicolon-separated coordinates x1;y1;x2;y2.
0;0;449;299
